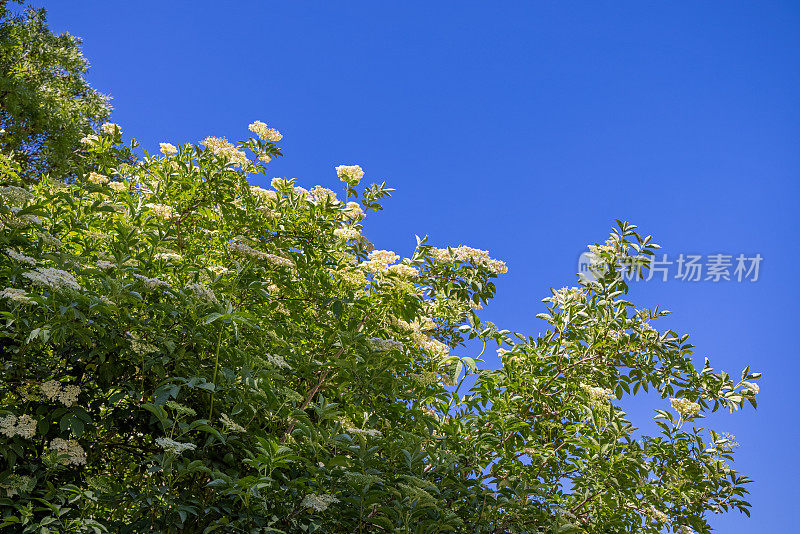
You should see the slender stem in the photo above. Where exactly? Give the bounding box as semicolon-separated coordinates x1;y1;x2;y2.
208;327;224;420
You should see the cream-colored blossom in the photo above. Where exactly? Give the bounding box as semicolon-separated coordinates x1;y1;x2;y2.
79;133;99;145
670;397;701;418
265;353;292;369
388;263;418;278
335;165;364;184
108;181;128;192
220;413;245;433
96;260;116;270
248;120;282;142
155;437;196;455
431;245;508;274
368;338;404;352
36;231;63;248
5;248;36;266
154;252;183;262
362;250;399;274
144;203;178;220
22;268;81;291
159;142;178;156
0;414;37;439
100;122;120;135
301;493;339;512
49;438;86;466
343;201;365;221
132;273;170;289
346;427;382;437
581;383;614;407
0;185;33;205
87;172;109;184
185;282;218;303
250;186;278;203
0;287;34;304
333;227;360;241
201;136;248;166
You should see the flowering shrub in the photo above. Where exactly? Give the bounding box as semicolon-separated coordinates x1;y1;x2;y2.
0;121;759;533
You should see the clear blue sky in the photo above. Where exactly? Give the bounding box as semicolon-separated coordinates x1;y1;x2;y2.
45;1;799;531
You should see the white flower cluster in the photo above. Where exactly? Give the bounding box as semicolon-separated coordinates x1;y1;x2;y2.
41;380;81;406
87;172;109;184
311;185;337;204
670;397;701;418
410;371;439;387
362;250;399;274
155;437;196;455
548;287;585;310
80;133;99;145
250;186;278;204
330;267;367;288
335;165;364;185
0;185;33;205
645;506;669;523
0;185;32;205
144;203;178;220
36;231;63;248
265;353;292;369
5;248;36;266
165;401;196;417
132;273;170;289
229;241;295;268
301;493;339;512
154;252;183;262
343;201;365;221
430;245;508;274
580;383;614;407
159;142;178;156
185;282;218;303
248;121;283;142
209;265;232;276
368;338;404;352
50;438;87;466
677;526;694;534
100;122;120;135
220;413;245;433
201;136;248;166
96;260;116;270
388;263;418;278
346;427;382;438
0;287;33;304
0;414;37;439
22;267;81;291
108;181;128;192
333;227;360;241
9;207;41;226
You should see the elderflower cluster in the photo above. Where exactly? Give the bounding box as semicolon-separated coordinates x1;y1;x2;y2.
155;437;196;455
248;121;282;142
22;267;81;291
154;252;183;262
346;427;382;437
209;265;232;276
0;287;33;304
0;185;33;205
87;172;109;184
0;414;37;439
645;506;669;523
410;372;439;387
165;401;196;417
388;263;418;278
250;186;278;203
49;438;87;466
343;201;365;221
670;397;701;418
5;248;36;266
80;133;99;145
430;245;508;274
96;260;116;270
311;185;337;204
108;181;127;192
301;493;339;512
201;136;248;166
132;273;170;289
41;380;80;406
144;203;178;220
185;282;218;303
100;122;120;135
333;227;360;241
362;250;399;273
548;287;585;309
330;267;367;288
265;353;292;369
36;231;63;248
159;142;178;156
581;383;614;407
368;338;404;352
220;413;245;433
335;164;364;184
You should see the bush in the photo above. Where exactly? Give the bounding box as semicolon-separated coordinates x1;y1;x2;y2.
0;122;759;533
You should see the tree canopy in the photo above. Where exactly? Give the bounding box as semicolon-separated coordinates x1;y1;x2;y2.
0;5;759;534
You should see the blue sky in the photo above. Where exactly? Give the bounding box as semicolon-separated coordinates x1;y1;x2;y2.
45;1;799;531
